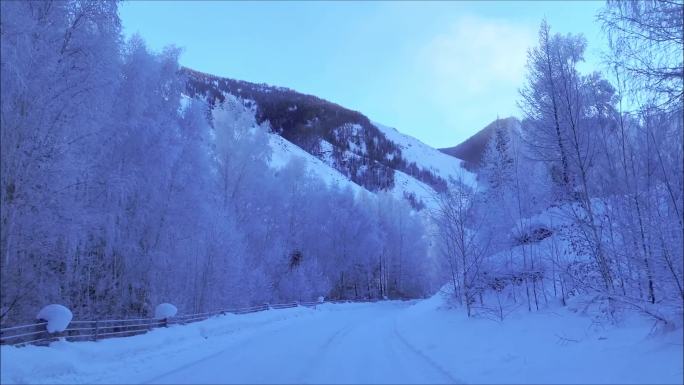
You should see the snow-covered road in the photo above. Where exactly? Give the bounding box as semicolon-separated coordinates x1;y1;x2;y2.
143;301;457;384
2;295;682;384
1;301;461;384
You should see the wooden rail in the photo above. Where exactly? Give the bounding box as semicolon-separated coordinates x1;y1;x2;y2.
0;299;379;347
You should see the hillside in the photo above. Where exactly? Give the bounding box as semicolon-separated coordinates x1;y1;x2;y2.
439;117;519;171
181;67;473;208
372;121;476;208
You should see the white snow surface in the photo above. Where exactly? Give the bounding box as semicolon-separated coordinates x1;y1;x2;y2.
178;94;192;114
391;168;437;209
36;305;73;334
4;296;682;384
372;121;476;187
267;131;363;194
154;303;177;319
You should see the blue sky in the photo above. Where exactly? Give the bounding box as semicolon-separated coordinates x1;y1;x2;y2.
120;1;607;148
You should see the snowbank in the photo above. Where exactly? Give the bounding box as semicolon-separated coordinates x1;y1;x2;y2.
394;290;684;384
1;305;314;384
36;304;73;333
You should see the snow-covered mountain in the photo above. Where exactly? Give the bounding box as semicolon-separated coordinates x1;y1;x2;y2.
267;128;365;195
439;117;520;172
372;121;476;208
182;67;474;209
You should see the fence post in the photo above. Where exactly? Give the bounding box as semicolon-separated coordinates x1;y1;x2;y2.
36;323;50;346
163;317;168;328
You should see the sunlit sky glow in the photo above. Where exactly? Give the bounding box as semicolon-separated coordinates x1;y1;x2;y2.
120;1;607;147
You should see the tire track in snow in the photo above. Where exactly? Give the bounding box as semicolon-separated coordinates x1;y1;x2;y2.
141;318;298;384
392;318;464;384
296;321;355;383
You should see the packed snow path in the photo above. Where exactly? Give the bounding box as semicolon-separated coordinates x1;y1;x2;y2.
2;297;682;384
143;301;457;384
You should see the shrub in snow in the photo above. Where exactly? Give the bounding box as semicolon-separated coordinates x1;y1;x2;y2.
36;304;73;333
318;296;325;303
154;303;177;319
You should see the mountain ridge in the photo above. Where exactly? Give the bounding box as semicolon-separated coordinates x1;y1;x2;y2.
439;117;520;171
181;67;474;209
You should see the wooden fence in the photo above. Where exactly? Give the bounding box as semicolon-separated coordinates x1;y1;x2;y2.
0;299;372;347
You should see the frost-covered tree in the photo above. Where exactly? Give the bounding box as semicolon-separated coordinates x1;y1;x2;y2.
0;0;440;325
432;178;492;317
599;0;683;112
1;0;123;321
520;21;616;293
480;119;514;194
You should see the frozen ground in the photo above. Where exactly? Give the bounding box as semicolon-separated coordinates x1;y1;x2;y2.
1;294;682;384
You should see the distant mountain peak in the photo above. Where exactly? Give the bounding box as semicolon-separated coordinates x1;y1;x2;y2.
439;117;520;171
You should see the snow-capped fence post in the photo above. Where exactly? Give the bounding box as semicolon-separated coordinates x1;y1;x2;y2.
154;303;177;328
35;304;72;344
